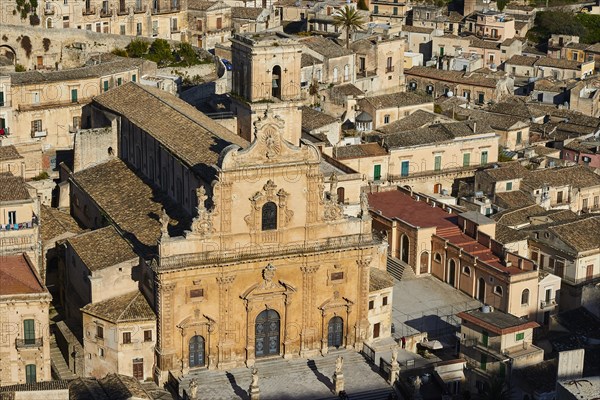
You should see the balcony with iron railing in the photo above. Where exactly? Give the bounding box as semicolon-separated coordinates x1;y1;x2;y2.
117;6;129;15
44;6;55;15
100;7;113;17
15;337;43;349
82;6;96;16
386;66;394;73
0;127;10;138
540;298;557;309
134;5;147;13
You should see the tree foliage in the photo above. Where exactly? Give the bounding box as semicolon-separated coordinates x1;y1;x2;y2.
148;39;174;66
530;11;600;44
126;38;149;58
332;5;365;48
174;42;198;67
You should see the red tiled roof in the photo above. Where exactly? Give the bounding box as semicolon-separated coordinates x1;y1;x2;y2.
368;191;457;229
0;254;46;296
369;190;527;275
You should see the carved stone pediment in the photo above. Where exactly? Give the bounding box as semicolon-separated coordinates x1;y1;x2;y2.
244;180;294;230
218;108;320;169
241;264;297;300
177;313;216;330
318;290;354;313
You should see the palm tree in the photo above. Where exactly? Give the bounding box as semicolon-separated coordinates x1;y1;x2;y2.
481;377;510;400
332;5;365;48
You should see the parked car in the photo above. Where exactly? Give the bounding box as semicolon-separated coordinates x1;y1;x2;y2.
222;59;233;71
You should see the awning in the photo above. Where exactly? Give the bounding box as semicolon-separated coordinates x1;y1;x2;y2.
436;370;465;383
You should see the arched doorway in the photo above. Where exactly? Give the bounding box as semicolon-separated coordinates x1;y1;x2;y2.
272;65;282;99
477;278;485;302
261;201;277;230
420;252;429;274
255;309;280;358
189;335;205;368
401;234;409;264
448;259;456;287
327;316;343;348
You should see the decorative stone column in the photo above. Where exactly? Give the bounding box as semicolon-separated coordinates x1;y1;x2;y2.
300;265;319;357
216;275;236;369
355;257;371;349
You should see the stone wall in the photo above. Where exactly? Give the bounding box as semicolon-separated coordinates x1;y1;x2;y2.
1;24;180;70
73;127;117;172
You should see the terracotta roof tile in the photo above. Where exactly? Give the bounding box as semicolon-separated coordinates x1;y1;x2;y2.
359;91;432;110
301;107;339;132
334;143;387;159
70;159;188;258
548;217;600;253
0;145;23;162
0;174;31;202
81;291;155;323
68;226;137;272
40;205;83;242
10;57;144;85
369;267;394;291
93;83;247;178
0;254;46;296
300;36;354;58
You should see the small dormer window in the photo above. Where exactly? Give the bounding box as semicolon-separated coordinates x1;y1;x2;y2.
262;202;277;231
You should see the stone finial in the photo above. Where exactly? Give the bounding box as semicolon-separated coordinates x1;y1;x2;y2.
188;378;198;400
249;367;260;400
159;208;170;238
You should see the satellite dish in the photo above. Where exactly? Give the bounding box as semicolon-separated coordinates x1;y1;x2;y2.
447;91;454;97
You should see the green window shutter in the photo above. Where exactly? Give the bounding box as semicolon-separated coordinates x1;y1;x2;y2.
481;151;488;165
434;155;442;171
373;164;381;181
516;332;525;341
463;153;470;167
25;364;36;384
0;91;4;106
401;161;409;177
71;89;78;103
23;319;35;343
506;182;512;191
117;77;122;86
132;74;137;82
480;354;487;371
482;330;488;347
103;81;109;92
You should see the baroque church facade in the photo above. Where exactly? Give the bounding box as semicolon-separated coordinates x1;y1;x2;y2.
153;110;386;381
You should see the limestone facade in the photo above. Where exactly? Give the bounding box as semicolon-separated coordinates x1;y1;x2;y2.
81;291;156;380
230;33;304;145
0;174;41;274
0;254;52;387
0;57;152;177
152;109;386;381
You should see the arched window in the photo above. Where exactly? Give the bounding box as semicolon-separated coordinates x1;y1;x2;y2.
463;266;471;276
409;81;417;91
333;67;339;83
448;259;456;286
262;202;277;231
343;64;349;81
521;289;530;305
433;253;442;263
494;285;503;296
272;65;282;99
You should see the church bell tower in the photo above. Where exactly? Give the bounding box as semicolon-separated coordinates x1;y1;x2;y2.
230;32;304;145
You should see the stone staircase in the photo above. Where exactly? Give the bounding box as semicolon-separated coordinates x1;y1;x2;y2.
50;336;77;380
387;256;416;281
